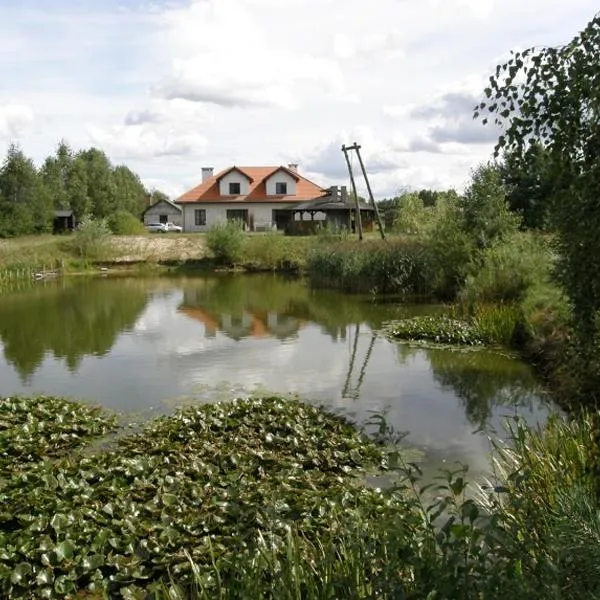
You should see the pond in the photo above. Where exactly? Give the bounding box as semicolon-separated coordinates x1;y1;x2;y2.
0;273;551;479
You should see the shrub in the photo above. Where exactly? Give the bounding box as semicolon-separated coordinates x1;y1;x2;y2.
243;233;289;270
460;232;552;305
69;216;111;259
206;220;245;265
424;195;475;299
106;210;146;235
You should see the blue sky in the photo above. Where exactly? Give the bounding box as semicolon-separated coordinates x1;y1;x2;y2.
0;0;597;198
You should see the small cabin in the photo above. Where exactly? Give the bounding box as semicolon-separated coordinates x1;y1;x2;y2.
142;199;182;227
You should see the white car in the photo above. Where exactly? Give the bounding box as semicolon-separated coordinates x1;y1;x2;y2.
165;222;183;233
146;223;168;233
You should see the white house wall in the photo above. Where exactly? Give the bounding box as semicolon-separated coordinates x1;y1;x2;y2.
264;170;297;196
218;171;251;196
182;203;302;232
143;201;182;226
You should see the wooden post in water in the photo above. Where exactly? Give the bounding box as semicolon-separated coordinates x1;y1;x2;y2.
342;144;363;241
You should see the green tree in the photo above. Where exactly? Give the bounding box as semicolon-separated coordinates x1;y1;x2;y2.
112;164;147;216
499;142;553;229
41;140;73;210
78;148;117;218
393;192;432;235
66;156;91;220
0;144;53;236
475;14;600;345
459;163;520;251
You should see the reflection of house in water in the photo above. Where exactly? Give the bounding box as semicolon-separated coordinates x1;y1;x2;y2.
178;306;305;341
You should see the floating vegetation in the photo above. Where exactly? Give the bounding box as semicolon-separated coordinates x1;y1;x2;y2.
384;315;486;347
0;395;117;475
0;394;595;599
0;396;398;598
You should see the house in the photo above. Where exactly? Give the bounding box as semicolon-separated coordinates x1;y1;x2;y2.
174;164;329;232
142;198;183;227
286;186;375;234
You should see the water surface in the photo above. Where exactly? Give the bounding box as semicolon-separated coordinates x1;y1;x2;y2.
0;274;551;478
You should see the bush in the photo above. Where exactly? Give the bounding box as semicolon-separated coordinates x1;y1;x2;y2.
424;195;475;299
243;233;289;270
106;210;146;235
69;216;111;259
460;232;552;305
206;220;245;265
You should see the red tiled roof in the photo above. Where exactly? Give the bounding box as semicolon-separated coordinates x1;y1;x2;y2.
175;166;327;204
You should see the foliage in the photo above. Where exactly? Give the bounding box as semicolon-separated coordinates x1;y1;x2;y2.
106;210;146;235
476;14;600;348
459;163;521;251
0;144;54;237
392;192;433;235
424;192;475;299
385;315;485;346
242;233;296;271
69;216;111;259
0;396;391;598
480;414;600;597
0;140;168;234
206;221;245;265
0;395;117;475
307;239;433;296
499;142;554;229
471;303;523;347
460;232;553;305
1;395;599;599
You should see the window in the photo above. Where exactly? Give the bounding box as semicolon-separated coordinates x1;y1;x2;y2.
195;209;206;226
275;182;288;195
159;214;168;224
229;182;241;195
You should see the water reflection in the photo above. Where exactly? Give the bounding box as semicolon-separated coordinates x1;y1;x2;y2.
0;278;148;381
394;343;542;429
0;273;551;478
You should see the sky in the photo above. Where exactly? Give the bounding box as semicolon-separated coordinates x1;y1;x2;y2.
0;0;597;199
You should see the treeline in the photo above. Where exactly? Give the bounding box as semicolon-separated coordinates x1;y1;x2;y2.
378;143;552;233
0;141;168;238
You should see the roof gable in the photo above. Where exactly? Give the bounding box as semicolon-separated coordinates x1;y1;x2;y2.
264;166;300;182
176;166;327;204
215;166;254;183
143;198;182;215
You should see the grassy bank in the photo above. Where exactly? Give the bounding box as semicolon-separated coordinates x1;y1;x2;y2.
1;394;599;598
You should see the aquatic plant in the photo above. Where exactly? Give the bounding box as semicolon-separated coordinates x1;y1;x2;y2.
1;394;598;599
385;315;486;346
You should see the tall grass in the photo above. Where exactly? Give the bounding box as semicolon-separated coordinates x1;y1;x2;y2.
153;413;600;600
307;239;433;296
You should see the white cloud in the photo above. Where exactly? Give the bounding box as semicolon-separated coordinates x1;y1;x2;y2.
0;104;34;139
154;0;344;110
0;0;597;196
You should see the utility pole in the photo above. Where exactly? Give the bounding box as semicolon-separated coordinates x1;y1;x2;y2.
342;144;363;241
345;143;386;240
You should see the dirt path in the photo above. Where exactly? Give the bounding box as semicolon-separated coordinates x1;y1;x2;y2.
109;235;207;263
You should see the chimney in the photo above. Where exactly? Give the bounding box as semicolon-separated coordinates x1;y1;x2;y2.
202;167;214;182
146;192;153;206
329;185;339;201
287;163;298;173
340;185;348;204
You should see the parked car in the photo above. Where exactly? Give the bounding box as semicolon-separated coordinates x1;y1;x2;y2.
146;223;168;233
165;222;183;233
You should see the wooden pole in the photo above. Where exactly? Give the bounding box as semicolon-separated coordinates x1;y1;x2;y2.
348;142;386;240
341;144;363;241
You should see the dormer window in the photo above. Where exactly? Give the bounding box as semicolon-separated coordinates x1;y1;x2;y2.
275;182;288;195
229;182;241;195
